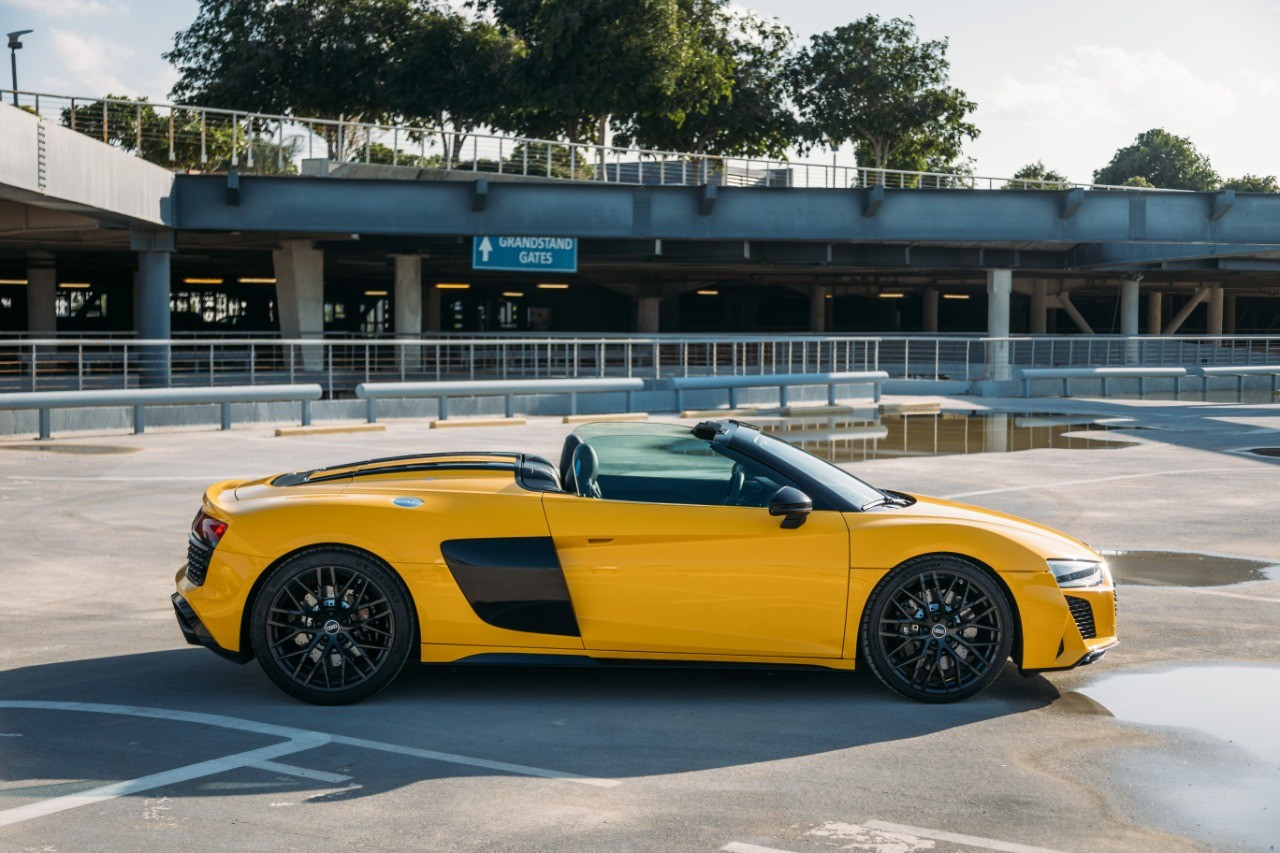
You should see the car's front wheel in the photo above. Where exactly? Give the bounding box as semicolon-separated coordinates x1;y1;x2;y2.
249;547;414;705
860;555;1014;703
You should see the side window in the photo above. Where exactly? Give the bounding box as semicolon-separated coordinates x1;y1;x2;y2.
583;434;792;508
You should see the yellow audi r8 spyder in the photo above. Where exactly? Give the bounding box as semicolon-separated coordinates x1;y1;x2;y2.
172;419;1117;705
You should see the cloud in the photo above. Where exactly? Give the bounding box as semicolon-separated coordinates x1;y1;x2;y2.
1;0;127;16
983;45;1238;126
47;29;134;96
972;45;1242;180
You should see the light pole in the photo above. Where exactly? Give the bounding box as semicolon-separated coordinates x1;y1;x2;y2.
7;30;33;107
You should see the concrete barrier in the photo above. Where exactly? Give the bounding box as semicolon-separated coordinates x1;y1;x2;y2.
1017;367;1187;399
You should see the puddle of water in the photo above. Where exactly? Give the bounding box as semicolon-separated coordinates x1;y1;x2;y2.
1104;550;1280;587
765;411;1138;461
0;444;140;455
1080;665;1280;763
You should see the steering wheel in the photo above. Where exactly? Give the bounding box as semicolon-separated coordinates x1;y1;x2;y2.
723;463;746;506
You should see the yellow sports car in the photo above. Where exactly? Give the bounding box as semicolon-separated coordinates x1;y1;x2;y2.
172;419;1117;705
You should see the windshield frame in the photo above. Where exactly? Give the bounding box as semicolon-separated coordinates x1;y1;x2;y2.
728;424;886;512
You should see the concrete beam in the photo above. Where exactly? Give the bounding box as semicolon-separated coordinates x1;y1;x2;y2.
1163;286;1209;335
1058;290;1094;334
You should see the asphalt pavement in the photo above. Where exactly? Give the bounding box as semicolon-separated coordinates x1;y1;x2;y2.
1;396;1278;852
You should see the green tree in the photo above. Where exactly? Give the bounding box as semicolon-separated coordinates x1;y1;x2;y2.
623;10;799;158
1092;129;1220;190
390;10;521;167
165;0;419;156
1005;160;1070;190
1122;175;1154;188
790;15;978;177
1221;174;1280;192
478;0;733;150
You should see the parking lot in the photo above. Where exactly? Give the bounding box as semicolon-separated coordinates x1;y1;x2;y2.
2;396;1278;852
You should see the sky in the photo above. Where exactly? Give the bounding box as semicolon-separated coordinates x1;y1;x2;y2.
2;0;1277;183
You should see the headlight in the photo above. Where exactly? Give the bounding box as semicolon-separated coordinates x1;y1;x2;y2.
1047;559;1104;588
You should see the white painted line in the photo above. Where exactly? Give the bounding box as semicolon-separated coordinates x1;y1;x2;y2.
0;700;619;813
941;466;1277;499
864;820;1063;853
722;843;795;853
247;760;351;785
330;734;622;788
0;738;325;829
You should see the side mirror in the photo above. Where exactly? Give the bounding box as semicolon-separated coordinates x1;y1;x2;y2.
768;486;812;528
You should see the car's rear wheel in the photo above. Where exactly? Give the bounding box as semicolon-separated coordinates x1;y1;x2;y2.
860;555;1014;703
250;548;414;705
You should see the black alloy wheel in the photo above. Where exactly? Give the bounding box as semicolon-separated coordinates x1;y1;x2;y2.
860;556;1014;703
250;548;414;705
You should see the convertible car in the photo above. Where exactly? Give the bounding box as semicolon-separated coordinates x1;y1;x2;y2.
172;419;1117;705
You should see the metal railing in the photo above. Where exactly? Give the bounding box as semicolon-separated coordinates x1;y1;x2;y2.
2;88;1160;192
1;334;1277;397
0;335;880;396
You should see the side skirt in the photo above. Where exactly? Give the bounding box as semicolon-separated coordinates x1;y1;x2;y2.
420;644;856;672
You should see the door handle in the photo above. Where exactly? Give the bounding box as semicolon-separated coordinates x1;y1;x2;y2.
587;538;614;544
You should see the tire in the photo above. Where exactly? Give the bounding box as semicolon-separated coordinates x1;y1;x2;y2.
860;555;1014;703
250;547;414;705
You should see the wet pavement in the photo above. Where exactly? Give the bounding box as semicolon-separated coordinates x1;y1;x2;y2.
1105;550;1280;587
768;410;1141;461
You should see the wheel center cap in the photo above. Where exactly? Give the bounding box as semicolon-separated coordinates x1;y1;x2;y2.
931;623;947;639
323;619;341;635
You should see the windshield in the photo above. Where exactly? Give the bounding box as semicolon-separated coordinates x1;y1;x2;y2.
753;430;885;509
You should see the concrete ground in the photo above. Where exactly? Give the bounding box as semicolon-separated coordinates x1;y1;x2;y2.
1;396;1279;852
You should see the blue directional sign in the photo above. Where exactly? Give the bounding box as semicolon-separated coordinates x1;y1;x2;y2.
472;235;578;274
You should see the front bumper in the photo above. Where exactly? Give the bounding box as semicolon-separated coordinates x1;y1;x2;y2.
172;588;251;664
1020;583;1119;675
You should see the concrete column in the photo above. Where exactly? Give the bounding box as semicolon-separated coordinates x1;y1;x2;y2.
1206;285;1224;336
425;283;442;333
393;255;422;374
1120;278;1141;364
273;240;325;371
986;269;1012;381
25;265;57;335
922;288;939;333
130;229;175;386
635;297;661;334
1030;279;1047;334
807;287;828;333
1146;291;1163;335
1225;292;1237;335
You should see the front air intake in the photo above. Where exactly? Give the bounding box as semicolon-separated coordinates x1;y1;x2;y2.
1065;596;1097;639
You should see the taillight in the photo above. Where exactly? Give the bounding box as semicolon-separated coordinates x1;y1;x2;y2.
192;509;228;548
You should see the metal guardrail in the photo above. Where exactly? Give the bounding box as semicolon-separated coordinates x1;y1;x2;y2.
0;384;322;439
356;378;644;421
3;88;1163;192
669;371;889;410
1017;367;1187;398
1;335;1279;397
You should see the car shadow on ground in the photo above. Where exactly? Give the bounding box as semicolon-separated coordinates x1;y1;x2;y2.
0;648;1061;806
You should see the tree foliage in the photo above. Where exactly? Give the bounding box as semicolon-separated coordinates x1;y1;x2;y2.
1005;161;1070;190
476;0;732;145
1220;173;1280;193
623;9;798;157
1092;128;1220;190
789;15;977;174
165;0;419;122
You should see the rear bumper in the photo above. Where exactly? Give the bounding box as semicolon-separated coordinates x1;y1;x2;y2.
172;590;251;664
